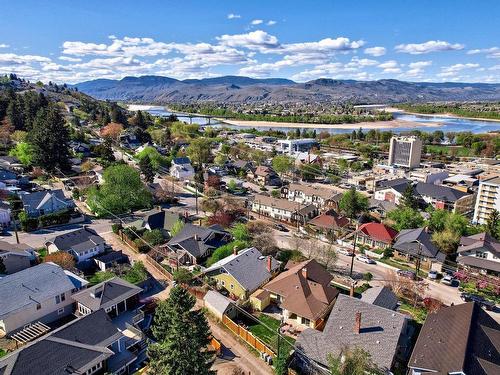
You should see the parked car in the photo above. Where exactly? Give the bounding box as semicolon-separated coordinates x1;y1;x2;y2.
397;269;416;280
428;270;438;280
338;247;354;257
356;255;376;264
441;274;455;286
460;293;495;311
274;224;289;232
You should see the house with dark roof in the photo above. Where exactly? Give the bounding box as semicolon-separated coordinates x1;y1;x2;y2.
361;286;399;311
457;232;500;276
20;189;74;218
72;277;142;319
415;182;475;214
204;247;280;300
374;178;414;205
170;156;195;181
408;302;500;375
0;308;147;375
392;228;445;271
124;208;183;237
368;198;397;219
307;210;349;239
261;259;339;329
356;222;399;250
0;263;88;335
94;251;129;272
45;227;106;263
165;223;231;266
294;294;411;374
0;241;35;275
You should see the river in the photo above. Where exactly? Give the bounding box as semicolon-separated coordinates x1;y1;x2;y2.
131;105;500;134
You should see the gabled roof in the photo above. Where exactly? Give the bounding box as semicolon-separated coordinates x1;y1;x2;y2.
287;183;335;200
0;263;76;320
408;302;500;375
458;232;500;257
20;189;70;210
263;259;339;320
204;290;234;315
254;165;276;177
0;310;119;375
361;286;399;311
253;194;316;213
204;247;280;293
358;222;398;243
393;228;444;260
166;223;230;259
0;241;33;257
378;178;413;194
308;211;349;230
415;182;469;202
296;294;408;371
48;227;105;255
368;198;397;213
172;157;191;165
72;277;142;312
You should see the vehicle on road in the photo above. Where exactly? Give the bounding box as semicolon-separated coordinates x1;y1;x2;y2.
275;224;289;232
397;269;416;280
428;270;438;280
338;247;355;257
460;293;495;310
441;274;455;286
356;255;376;264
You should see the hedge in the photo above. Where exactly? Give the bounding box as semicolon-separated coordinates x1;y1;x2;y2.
20;209;73;232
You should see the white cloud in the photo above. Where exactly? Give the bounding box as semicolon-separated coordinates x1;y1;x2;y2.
467;47;500;59
59;56;81;62
267;20;277;26
251;19;263;25
217;30;280;52
282;37;364;54
0;44;9;48
441;63;480;73
377;60;401;73
402;61;432;77
408;60;432;69
0;53;51;65
364;46;386;57
395;40;464;54
227;13;241;19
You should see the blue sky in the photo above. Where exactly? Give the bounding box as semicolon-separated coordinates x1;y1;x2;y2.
0;0;498;83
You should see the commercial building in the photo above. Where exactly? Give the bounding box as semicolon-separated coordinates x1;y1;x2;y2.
473;176;500;224
388;136;422;169
276;138;319;155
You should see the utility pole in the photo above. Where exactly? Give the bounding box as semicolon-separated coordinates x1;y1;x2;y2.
415;241;422;279
12;214;20;244
349;231;357;278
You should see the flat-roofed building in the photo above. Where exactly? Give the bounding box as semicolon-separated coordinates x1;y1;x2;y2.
473;176;500;224
388;136;422;169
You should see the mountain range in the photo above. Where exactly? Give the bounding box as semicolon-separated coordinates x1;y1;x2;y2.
74;75;500;104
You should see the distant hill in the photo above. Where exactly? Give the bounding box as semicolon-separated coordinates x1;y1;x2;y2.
74;75;500;104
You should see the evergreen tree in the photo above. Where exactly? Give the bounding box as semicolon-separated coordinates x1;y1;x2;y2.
339;187;368;220
27;104;70;172
486;209;500;239
401;184;418;210
0;256;6;274
148;286;215;375
139;154;155;183
6;97;23;130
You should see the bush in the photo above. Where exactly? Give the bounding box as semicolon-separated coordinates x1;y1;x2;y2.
134;238;150;253
123;261;148;284
111;223;122;234
383;248;394;259
38;210;72;227
142;229;166;246
44;251;76;269
173;268;193;284
89;271;115;285
363;272;373;281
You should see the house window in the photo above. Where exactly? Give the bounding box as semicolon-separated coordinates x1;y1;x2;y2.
221;280;225;287
230;284;234;290
58;308;65;315
36;303;41;310
301;317;311;326
55;295;60;304
60;293;66;302
476;251;487;258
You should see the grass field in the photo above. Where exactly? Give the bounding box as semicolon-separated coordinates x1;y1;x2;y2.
248;314;295;351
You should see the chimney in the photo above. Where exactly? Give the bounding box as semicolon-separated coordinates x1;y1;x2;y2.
354;312;361;334
267;256;272;272
349;283;355;297
233;246;238;256
157;205;162;211
301;267;308;279
194;234;200;241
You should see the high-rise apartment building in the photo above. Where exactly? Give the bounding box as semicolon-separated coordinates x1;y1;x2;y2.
473;176;500;224
388;136;422;169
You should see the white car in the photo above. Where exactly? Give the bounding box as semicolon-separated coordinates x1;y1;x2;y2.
428;270;438;280
441;275;455;286
338;248;354;257
356;255;376;264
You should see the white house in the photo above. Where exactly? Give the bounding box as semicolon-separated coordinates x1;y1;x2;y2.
457;232;500;276
251;194;318;224
45;227;106;263
20;189;74;218
281;183;336;209
170;157;195;181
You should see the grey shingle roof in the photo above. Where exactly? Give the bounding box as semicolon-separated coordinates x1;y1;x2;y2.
204;247;280;293
48;227;105;255
393;228;444;260
379;178;413;194
361;286;399;311
0;310;119;375
172;157;191;165
204;290;234;315
72;277;142;312
415;182;469;202
167;223;230;259
0;263;76;320
20;189;70;210
296;294;408;372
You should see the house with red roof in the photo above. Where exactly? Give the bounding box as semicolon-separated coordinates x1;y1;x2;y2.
307;210;349;239
356;222;398;249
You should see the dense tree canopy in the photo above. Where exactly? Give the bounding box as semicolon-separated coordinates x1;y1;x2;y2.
339;187;368;220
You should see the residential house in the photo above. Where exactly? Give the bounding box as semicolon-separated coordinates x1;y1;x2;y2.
307;210;349;240
124;208;183;237
0;308;146;375
251;194;319;224
361;286;399;311
46;227;106;264
392;228;445;271
457;232;500;276
407;302;500;375
203;290;237;320
282;183;337;209
0;156;23;172
204;247;280;300
415;182;475;214
0;263;88;335
356;222;399;250
247;165;281;186
261;259;339;329
165;223;231;266
20;189;74;218
294;152;322;168
0;202;11;229
170;156;195;181
368;198;397;220
94;251;129;272
294;294;411;374
228;159;253;175
69;141;91;157
374;178;413;205
0;241;35;274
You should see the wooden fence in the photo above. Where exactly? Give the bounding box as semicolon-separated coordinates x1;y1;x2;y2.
222;315;275;358
144;255;173;280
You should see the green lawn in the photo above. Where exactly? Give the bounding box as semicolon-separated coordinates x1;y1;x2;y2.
377;257;428;278
399;301;428;324
248;315;295;351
